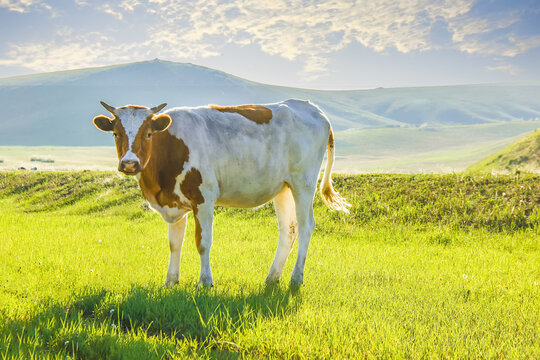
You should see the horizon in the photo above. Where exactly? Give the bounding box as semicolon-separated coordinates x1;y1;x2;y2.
1;1;539;90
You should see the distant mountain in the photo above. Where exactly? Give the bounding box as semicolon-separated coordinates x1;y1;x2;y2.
1;59;539;146
467;129;540;173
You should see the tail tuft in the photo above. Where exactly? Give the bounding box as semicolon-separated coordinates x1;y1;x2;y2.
320;128;351;213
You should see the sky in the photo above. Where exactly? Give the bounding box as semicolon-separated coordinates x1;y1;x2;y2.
0;0;539;90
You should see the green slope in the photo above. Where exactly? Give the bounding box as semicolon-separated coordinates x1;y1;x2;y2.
467;129;540;173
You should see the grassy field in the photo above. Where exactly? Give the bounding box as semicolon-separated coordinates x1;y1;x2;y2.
2;120;540;174
0;146;117;171
0;171;539;359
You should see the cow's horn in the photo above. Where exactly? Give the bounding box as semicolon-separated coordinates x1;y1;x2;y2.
100;101;117;114
151;103;167;113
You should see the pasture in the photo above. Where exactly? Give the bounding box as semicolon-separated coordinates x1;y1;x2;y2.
0;171;539;359
2;119;540;174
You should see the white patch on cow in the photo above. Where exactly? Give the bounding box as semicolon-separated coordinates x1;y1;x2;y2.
148;203;190;224
121;150;138;163
115;106;152;163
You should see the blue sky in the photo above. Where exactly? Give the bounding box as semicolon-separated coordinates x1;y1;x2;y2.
0;0;539;89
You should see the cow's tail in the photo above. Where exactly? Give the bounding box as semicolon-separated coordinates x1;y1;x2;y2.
320;127;351;213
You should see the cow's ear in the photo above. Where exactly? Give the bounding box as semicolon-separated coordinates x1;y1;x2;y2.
93;115;114;132
152;114;172;132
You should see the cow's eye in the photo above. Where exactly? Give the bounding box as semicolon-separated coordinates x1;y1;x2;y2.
147;133;152;139
113;133;118;138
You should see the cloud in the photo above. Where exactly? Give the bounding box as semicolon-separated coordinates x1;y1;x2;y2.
2;0;540;79
0;33;121;71
97;3;122;20
119;0;141;12
487;63;519;76
0;0;53;13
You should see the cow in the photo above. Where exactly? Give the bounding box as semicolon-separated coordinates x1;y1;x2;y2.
93;99;350;288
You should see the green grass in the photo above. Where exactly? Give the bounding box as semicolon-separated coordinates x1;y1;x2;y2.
467;129;540;173
0;172;539;359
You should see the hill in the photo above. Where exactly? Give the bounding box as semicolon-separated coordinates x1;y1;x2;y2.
1;59;540;147
467;129;540;173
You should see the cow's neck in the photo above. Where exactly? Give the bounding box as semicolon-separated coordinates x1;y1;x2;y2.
138;132;190;209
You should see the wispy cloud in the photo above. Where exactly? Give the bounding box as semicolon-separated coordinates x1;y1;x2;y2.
0;33;122;71
487;63;519;76
97;3;123;20
1;0;539;79
0;0;53;13
119;0;141;12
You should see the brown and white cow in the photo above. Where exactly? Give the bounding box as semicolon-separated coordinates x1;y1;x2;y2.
93;99;349;288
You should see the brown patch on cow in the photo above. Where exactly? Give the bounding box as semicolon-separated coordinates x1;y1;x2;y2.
289;220;298;244
193;208;203;253
180;168;204;206
138;132;190;208
328;129;335;150
113;120;129;159
211;104;273;124
179;168;205;253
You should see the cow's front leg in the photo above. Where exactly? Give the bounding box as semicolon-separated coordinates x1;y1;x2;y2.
165;215;187;287
194;203;215;287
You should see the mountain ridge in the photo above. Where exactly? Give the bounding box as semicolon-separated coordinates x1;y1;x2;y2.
3;58;539;91
0;59;539;147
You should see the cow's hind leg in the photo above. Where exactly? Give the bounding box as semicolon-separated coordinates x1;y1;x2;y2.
289;179;317;289
266;185;298;284
165;215;187;287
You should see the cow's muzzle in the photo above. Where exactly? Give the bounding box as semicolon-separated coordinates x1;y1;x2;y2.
119;160;142;175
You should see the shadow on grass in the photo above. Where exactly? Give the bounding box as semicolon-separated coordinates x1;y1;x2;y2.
1;284;301;359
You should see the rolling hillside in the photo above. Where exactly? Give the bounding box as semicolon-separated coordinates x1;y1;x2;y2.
1;59;540;172
1;59;540;146
467;129;540;173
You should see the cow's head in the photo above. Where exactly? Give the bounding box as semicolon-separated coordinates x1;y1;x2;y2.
93;101;172;175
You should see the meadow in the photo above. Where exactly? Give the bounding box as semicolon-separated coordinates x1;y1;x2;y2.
2;119;540;174
0;171;539;359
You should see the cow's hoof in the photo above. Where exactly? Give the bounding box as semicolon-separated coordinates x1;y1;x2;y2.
289;276;303;295
164;280;178;288
197;282;214;289
265;276;280;286
198;276;214;288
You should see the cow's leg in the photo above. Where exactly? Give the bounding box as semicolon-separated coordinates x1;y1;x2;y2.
165;215;187;287
289;182;316;288
194;202;215;287
266;186;297;284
